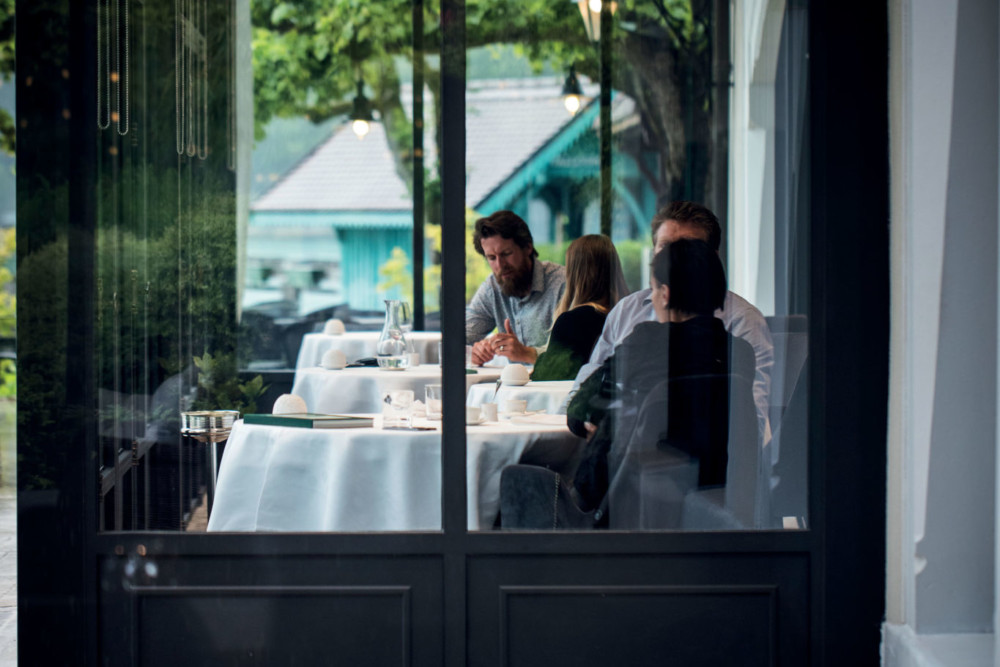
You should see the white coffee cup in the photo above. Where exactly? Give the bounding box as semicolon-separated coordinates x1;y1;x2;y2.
481;402;498;421
323;318;346;335
321;348;347;370
500;364;530;386
407;352;421;367
504;398;527;415
466;406;483;424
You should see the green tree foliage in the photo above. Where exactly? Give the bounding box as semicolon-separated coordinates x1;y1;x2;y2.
377;208;490;308
0;0;13;156
252;0;715;204
0;228;15;397
94;168;266;421
192;352;266;415
536;236;647;294
253;1;717;315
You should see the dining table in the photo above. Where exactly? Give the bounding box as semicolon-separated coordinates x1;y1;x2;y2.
296;331;443;370
206;414;582;531
466;380;574;415
291;364;501;414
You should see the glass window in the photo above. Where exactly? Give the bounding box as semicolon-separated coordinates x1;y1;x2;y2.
92;0;809;535
462;1;602;530
483;0;810;531
95;0;450;533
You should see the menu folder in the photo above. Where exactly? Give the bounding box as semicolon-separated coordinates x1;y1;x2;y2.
244;413;374;429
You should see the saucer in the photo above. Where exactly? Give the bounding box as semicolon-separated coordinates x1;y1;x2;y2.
466;417;487;425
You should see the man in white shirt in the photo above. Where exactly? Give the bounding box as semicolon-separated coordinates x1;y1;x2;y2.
571;201;775;446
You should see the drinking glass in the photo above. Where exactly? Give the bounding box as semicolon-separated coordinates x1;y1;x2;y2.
382;390;414;428
425;384;443;420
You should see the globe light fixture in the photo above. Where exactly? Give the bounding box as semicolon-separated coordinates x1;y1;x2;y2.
561;66;584;115
352;119;370;139
349;78;374;139
575;0;617;42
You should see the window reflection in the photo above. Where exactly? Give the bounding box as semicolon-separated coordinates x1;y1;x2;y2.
95;0;449;533
95;0;244;531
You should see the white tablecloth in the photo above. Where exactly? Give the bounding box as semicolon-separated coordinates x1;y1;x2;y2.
207;417;582;531
466;380;574;414
291;365;501;414
296;331;443;370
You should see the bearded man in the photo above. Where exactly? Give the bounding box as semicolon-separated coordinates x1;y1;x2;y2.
465;210;566;366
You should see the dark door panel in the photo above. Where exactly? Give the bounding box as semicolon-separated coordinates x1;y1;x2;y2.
99;555;444;667
467;554;809;666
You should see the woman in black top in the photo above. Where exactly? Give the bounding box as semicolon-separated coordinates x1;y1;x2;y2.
531;235;628;381
567;238;756;512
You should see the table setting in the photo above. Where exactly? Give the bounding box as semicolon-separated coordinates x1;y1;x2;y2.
296;330;443;370
462;361;573;416
206;298;581;532
206;412;582;532
296;300;443;370
466;380;573;415
290;364;501;414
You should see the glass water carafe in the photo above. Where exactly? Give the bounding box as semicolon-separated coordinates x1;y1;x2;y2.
376;299;409;370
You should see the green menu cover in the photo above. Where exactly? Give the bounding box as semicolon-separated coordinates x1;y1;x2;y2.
243;413;374;429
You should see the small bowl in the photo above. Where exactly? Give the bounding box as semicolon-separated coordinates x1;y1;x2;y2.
500;364;530;386
181;410;239;432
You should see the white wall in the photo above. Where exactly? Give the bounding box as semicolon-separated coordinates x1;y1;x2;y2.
885;0;999;662
727;0;786;314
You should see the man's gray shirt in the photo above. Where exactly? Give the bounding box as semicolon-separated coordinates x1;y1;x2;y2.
570;287;775;454
465;259;566;349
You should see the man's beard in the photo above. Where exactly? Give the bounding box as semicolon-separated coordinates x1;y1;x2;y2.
498;261;533;297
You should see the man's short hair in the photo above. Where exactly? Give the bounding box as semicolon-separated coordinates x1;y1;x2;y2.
650;201;722;251
473;210;538;258
651;238;727;316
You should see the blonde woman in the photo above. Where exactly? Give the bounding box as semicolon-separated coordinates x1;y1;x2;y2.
530;235;628;381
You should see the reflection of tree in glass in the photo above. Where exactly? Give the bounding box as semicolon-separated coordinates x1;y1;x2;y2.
0;228;15;397
0;0;15;156
93;169;265;420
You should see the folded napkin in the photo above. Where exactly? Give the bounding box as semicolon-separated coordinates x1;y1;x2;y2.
481;355;509;368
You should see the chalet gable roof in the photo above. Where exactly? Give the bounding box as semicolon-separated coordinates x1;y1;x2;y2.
251;78;602;220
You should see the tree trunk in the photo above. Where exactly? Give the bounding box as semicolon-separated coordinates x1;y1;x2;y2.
613;31;714;206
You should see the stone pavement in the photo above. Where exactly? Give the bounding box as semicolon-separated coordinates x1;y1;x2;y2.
0;488;14;666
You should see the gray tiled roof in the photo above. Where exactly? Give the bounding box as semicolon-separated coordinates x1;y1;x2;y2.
465;78;594;205
252;78;599;213
253;121;412;212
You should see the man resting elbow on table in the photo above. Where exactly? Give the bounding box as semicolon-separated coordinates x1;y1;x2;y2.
465;210;566;365
568;201;775;447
